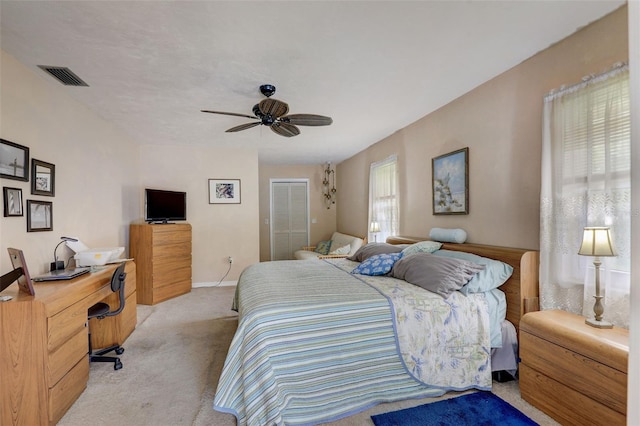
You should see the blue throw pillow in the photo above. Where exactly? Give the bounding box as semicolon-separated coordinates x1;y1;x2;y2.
314;240;332;255
351;252;403;276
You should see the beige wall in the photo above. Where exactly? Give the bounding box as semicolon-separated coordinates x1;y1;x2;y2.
0;50;140;275
337;6;628;250
0;49;260;283
258;164;337;261
138;145;259;282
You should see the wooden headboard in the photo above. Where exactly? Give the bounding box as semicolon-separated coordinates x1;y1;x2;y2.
386;236;540;332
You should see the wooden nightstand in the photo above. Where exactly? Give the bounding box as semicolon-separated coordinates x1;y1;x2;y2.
519;309;628;426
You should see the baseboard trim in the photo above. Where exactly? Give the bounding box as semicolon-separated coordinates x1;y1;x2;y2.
193;281;237;288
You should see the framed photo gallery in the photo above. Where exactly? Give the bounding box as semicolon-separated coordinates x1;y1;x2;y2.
1;138;56;231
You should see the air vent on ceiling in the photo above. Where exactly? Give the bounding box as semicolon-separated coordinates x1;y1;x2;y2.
37;65;89;87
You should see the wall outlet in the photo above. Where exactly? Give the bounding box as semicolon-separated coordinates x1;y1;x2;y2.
227;256;233;264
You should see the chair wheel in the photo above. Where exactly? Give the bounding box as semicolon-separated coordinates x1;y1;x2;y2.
115;347;125;355
114;360;123;370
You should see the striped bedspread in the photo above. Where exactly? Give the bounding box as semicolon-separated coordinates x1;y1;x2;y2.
214;259;490;425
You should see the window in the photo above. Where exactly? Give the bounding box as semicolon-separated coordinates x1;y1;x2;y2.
540;65;630;327
368;155;398;243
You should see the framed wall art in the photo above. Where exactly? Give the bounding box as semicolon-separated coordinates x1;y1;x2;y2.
27;199;53;232
31;159;55;196
432;147;469;215
0;139;29;181
3;187;23;217
209;179;241;204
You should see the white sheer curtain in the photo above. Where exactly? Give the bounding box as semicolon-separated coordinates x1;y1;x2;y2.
368;155;398;244
540;65;631;327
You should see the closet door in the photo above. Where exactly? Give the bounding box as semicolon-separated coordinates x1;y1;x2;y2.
271;181;309;260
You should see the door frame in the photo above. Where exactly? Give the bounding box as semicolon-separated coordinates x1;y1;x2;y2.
269;178;310;260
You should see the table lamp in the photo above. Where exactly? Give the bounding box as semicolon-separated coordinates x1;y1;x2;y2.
578;227;616;329
51;236;78;271
370;221;380;243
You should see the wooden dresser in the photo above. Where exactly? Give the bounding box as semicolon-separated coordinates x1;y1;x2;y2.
0;262;136;426
129;223;192;305
520;309;628;425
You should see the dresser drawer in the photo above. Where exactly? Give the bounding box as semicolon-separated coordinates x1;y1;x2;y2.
48;301;88;352
48;328;87;387
48;357;88;424
152;241;191;260
152;279;192;304
520;330;626;413
151;227;191;245
520;363;625;426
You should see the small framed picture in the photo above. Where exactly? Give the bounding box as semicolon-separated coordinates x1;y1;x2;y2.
432;147;469;215
0;139;30;182
3;187;24;217
31;159;55;196
209;179;241;204
27;200;53;232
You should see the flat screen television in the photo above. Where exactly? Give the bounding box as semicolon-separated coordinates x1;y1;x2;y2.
144;188;187;223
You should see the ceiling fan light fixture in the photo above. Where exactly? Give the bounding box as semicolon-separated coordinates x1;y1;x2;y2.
202;84;332;137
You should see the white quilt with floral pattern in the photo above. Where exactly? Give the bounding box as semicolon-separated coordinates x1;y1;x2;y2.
329;258;492;389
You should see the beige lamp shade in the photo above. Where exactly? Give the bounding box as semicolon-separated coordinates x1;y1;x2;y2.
578;227;616;257
370;222;380;233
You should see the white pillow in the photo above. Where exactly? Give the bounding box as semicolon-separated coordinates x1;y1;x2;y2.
429;228;467;243
329;244;351;255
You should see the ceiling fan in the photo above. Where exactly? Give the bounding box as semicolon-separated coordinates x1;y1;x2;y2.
201;84;333;137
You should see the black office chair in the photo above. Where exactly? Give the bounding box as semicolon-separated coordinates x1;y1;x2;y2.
87;262;127;370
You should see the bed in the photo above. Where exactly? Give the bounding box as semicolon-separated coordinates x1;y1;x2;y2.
214;237;539;425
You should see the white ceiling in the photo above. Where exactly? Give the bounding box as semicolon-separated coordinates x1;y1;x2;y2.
0;1;625;165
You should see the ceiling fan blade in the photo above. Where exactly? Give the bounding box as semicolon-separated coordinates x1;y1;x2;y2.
226;122;261;132
280;114;333;126
271;122;300;137
259;98;289;118
201;110;256;119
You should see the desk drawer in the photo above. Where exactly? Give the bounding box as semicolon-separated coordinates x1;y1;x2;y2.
48;357;88;424
48;301;87;352
48;328;87;387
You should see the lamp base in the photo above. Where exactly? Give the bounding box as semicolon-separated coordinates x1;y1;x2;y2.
585;318;613;329
50;261;65;272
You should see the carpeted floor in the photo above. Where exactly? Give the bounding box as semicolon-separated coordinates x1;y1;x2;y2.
59;286;559;426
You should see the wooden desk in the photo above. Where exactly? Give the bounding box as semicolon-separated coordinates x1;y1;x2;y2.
0;261;137;426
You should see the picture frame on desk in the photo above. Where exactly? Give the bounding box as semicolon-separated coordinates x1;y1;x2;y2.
7;248;36;295
27;199;53;232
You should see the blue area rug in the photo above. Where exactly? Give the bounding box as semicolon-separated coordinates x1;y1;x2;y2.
371;392;538;426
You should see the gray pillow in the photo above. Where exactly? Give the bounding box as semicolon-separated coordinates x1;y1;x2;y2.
347;243;403;262
390;252;485;298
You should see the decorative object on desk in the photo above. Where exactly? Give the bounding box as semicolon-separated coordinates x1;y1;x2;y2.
578;226;616;329
6;248;35;295
209;179;241;204
26;199;53;232
322;162;337;208
370;221;380;242
432;147;468;215
51;236;78;271
3;187;23;217
371;392;536;426
0;138;29;182
30;159;55;196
